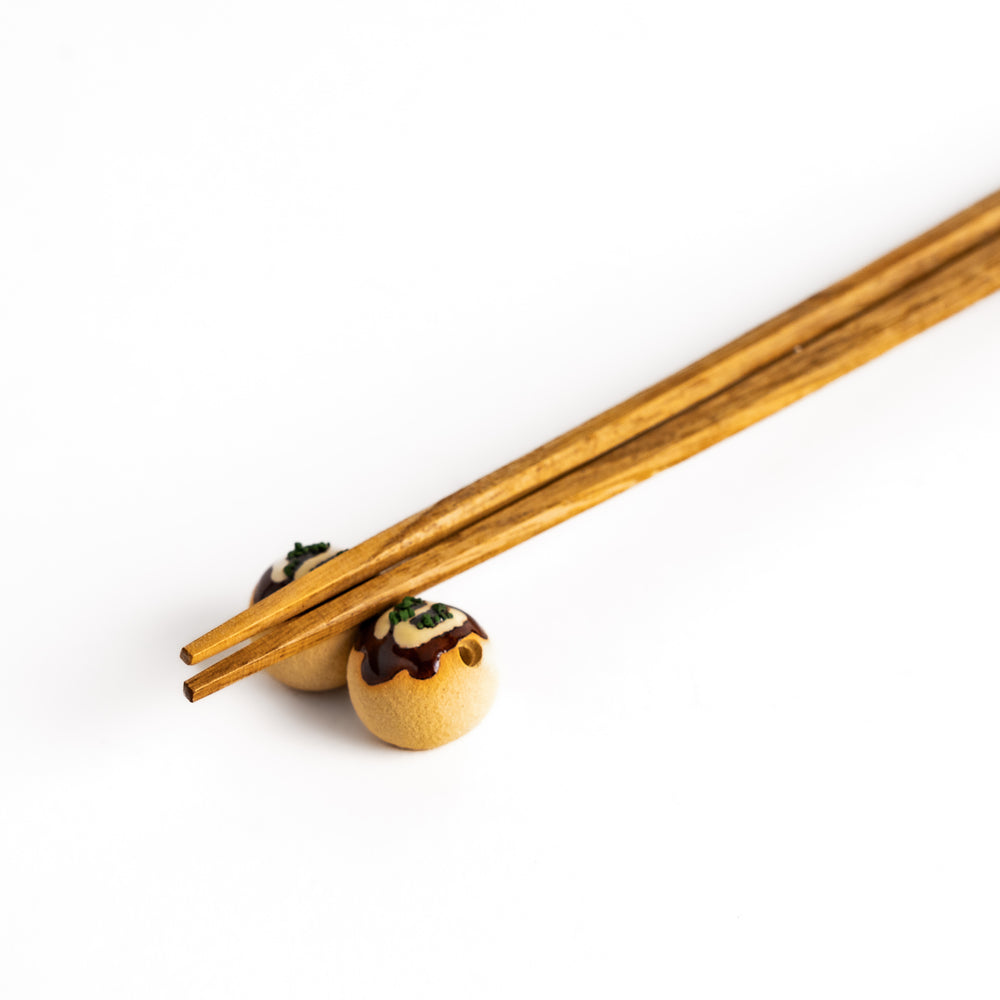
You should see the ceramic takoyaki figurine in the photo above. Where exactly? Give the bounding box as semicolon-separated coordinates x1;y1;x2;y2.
347;597;497;750
250;541;356;691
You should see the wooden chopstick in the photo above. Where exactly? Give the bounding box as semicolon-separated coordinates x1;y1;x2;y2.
183;227;1000;701
180;187;1000;668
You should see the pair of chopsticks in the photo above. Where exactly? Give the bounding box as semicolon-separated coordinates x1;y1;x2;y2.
182;188;1000;702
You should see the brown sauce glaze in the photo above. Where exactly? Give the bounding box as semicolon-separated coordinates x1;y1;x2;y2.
251;569;286;604
250;548;343;605
355;611;488;686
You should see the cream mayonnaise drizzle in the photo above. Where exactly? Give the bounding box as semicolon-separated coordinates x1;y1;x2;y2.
269;546;345;584
372;601;469;649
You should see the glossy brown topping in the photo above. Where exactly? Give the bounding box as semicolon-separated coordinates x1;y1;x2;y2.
251;569;286;604
355;599;488;686
251;542;342;605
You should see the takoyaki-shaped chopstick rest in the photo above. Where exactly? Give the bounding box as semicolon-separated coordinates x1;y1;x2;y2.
347;597;497;750
250;542;356;691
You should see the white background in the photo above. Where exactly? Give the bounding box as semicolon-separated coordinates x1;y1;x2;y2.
2;2;999;997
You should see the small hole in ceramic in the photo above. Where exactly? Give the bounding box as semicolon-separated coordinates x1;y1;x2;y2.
459;639;482;667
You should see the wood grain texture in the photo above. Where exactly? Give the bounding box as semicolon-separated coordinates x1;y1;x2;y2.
182;229;1000;701
180;187;1000;667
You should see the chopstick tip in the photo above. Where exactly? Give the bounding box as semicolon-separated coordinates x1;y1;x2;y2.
179;645;195;666
183;680;196;702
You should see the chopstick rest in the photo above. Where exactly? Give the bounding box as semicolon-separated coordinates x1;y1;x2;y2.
245;544;498;748
251;541;356;692
347;598;497;750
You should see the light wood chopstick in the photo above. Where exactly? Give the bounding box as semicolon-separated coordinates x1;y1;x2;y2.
183;227;1000;701
181;187;1000;668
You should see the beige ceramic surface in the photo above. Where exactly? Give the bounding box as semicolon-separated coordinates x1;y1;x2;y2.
265;630;354;691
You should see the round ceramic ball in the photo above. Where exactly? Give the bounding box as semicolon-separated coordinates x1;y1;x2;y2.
347;597;497;750
250;541;356;692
